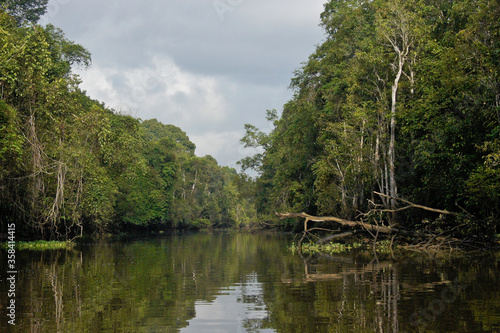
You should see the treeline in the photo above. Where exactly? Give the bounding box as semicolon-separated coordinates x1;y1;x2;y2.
241;0;499;238
0;7;256;239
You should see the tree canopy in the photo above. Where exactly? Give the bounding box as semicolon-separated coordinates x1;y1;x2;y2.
0;10;256;239
241;0;500;238
0;0;48;26
2;0;498;241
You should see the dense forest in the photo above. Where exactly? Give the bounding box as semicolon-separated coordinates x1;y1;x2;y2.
1;0;499;242
240;0;499;240
0;2;256;240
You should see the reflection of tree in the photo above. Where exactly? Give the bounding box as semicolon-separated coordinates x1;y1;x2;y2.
1;234;498;333
275;252;402;332
267;251;500;333
3;233;289;332
49;262;64;332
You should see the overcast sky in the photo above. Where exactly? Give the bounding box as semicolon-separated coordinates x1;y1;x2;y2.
40;0;326;170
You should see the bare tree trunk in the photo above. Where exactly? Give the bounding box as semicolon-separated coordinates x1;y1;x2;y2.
335;158;347;212
28;112;44;211
377;0;415;215
191;170;198;195
388;55;403;210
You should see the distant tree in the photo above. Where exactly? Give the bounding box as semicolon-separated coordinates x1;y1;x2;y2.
237;109;276;175
141;119;196;155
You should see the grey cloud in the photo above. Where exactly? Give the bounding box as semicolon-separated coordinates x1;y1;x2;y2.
44;0;325;166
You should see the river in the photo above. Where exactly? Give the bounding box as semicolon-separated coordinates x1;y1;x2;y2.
1;231;499;332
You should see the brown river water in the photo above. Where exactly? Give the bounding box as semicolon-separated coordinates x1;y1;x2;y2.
1;231;499;332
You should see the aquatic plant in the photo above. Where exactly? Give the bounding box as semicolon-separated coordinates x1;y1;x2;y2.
289;238;402;256
290;241;364;255
1;240;75;251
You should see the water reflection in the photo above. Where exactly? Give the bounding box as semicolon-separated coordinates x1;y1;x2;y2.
183;274;273;333
0;232;499;333
275;252;403;333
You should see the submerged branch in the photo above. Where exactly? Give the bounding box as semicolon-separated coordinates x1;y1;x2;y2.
315;231;355;244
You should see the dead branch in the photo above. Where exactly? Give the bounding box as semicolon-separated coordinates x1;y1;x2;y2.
276;212;421;237
277;191;461;252
374;191;454;215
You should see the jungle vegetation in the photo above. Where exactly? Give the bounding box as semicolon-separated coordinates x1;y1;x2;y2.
1;0;499;244
240;0;500;243
0;6;256;240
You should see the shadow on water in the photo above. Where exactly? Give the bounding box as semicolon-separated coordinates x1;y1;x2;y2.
0;231;499;332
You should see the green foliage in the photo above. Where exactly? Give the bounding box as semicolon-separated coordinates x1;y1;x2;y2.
171;156;242;229
289;240;394;255
43;24;92;77
241;0;500;238
237;109;277;174
141;118;196;155
0;0;48;26
0;10;258;239
290;241;364;255
466;139;500;220
0;100;22;176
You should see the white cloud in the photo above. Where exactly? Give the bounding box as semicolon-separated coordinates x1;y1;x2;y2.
76;67;121;107
46;0;326;167
182;277;270;332
190;130;245;166
77;55;230;128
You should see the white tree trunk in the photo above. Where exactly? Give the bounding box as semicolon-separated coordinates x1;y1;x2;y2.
389;55;404;209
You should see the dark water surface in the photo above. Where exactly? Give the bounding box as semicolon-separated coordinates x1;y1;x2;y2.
1;232;499;332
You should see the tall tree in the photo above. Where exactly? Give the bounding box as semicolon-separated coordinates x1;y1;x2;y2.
373;0;426;210
242;0;499;236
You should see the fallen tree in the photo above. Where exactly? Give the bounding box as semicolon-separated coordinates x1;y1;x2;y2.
276;212;432;243
278;212;395;234
276;192;463;252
